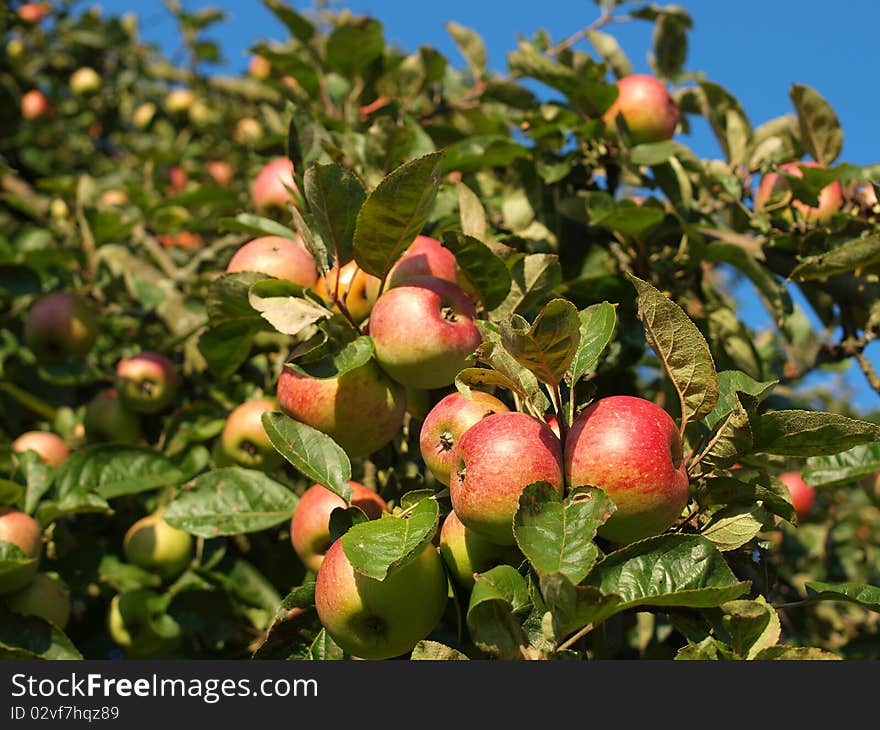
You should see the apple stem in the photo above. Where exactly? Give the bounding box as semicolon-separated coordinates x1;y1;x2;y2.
553;382;568;443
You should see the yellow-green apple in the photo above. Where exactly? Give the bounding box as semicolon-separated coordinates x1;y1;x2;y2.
251;157;297;212
450;411;564;545
226;235;319;288
99;189;129;206
387;235;458;289
370;277;481;390
115;351;179;414
24;292;98;361
439;510;520;589
290;482;387;573
602;74;679;145
277;360;406;458
419;391;509;485
69;67;101;95
21;89;51;120
4;573;70;629
108;590;178;658
18;2;50;23
0;507;41;594
123;511;193;579
83;390;142;444
220;398;282;470
311;261;381;323
779;471;816;522
165;87;194;113
132;102;156;129
205;160;233;186
564;395;689;544
11;431;69;468
754;161;843;223
249;54;271;79
49;198;69;220
315;540;447;660
234;117;262;144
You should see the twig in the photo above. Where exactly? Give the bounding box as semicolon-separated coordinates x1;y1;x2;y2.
556;623;594;653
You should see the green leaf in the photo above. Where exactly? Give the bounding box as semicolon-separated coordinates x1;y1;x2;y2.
353;151;444;278
340;498;439;581
491;253;562;322
262;0;315;43
791;235;880;281
652;8;691;79
445;22;487;78
411;640;469;660
0;541;38;589
164;467;298;537
705;371;777;430
803;443;880;488
629;142;677;166
567;302;616;389
248;279;329;336
325;18;385;77
303;163;366;267
514;484;615;584
441;232;511;311
0;480;24;506
628;273;718;427
261;412;352;501
306;629;345;660
805;581;880;612
790;84;843;166
592;205;665;238
457;182;488;241
753;410;880;457
218;214;300;241
538;573;622;640
500;299;580;386
695;472;796;524
701;504;767;552
754;646;840;660
586;29;633;79
99;555;162;592
719;596;780;660
198;321;256;379
466;565;531;659
697;81;752;166
441;136;530;174
0;609;82;660
220;559;283;612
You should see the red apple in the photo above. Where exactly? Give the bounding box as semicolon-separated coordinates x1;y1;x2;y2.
387;235;458;289
11;431;69;469
315;539;447;660
220;398;282;470
83;389;142;445
450;411;564;545
291;482;387;573
226;235;319;288
20;89;51;120
311;261;381;324
251;157;297;212
439;510;520;589
564;395;689;544
205;160;234;187
602;74;679;145
370;277;481;390
755;161;843;223
419;391;509;486
18;3;50;23
277;360;406;459
779;471;816;522
115;351;179;414
158;232;203;250
0;507;41;595
24;292;98;361
167;166;188;193
4;572;70;629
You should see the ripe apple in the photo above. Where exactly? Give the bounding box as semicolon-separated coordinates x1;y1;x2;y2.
108;590;178;658
564;395;689;544
370;277;481;390
165;87;194;113
205;160;233;187
18;3;50;23
114;351;179;414
0;507;42;594
220;398;282;470
290;482;387;573
419;391;509;486
249;54;271;79
4;573;70;629
755;161;843;223
251;157;297;212
311;261;381;323
83;390;142;444
602;74;679;145
315;540;447;660
123;511;193;579
450;412;564;545
234;117;263;144
277;360;406;458
779;471;816;522
21;89;51;120
167;165;188;192
69;67;101;95
439;510;520;589
24;292;98;361
158;231;203;250
387;235;458;289
11;431;69;468
226;235;319;288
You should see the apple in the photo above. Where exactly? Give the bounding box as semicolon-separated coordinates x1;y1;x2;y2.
290;482;387;573
99;189;129;206
439;510;520;589
11;431;69;468
69;67;101;95
167;165;188;192
0;507;41;595
83;390;142;444
49;198;69;220
277;360;406;459
132;102;156;129
220;398;282;470
755;161;843;223
123;511;193;579
370;277;481;390
115;351;179;414
108;590;178;658
602;74;679;145
226;235;319;288
779;471;816;522
315;540;448;660
4;573;70;629
159;232;203;250
387;235;458;290
234;117;263;145
165;87;194;113
18;3;50;23
419;391;509;486
450;411;564;545
24;292;98;361
251;157;297;212
311;261;381;324
21;89;51;120
205;160;233;187
564;395;689;544
249;54;271;79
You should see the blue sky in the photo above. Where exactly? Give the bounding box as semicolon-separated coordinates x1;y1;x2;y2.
98;0;880;411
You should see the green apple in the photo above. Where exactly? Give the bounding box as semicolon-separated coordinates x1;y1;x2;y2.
123;512;193;579
439;511;520;590
83;389;142;444
107;590;179;658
